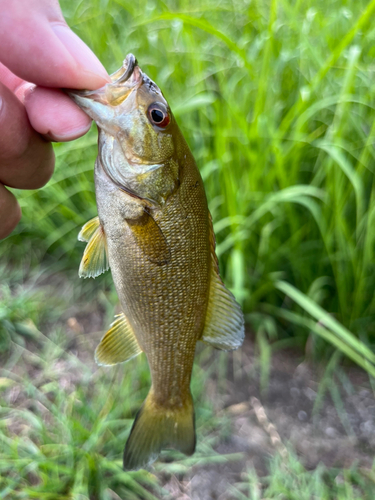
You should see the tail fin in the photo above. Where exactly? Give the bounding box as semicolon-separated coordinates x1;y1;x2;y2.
123;389;196;470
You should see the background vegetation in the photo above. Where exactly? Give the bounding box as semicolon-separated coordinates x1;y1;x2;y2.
2;0;375;497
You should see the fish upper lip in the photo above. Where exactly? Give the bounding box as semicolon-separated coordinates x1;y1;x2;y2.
66;53;139;103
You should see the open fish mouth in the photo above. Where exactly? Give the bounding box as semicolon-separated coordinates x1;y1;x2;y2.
67;53;142;113
109;53;138;84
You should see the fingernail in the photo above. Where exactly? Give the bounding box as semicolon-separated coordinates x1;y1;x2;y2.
14;82;35;103
52;24;110;86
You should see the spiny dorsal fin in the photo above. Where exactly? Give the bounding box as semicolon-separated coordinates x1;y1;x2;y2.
79;219;109;279
200;213;245;351
95;313;142;366
126;210;170;265
78;216;101;242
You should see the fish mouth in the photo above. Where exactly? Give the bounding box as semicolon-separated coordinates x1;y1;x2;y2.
66;53;142;118
109;53;137;84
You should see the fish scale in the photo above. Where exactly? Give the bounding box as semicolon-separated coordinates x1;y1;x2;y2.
69;53;244;470
124;177;209;403
97;154;209;405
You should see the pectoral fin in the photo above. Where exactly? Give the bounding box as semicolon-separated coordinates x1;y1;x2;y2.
127;211;170;265
78;216;100;242
79;218;109;278
200;213;245;350
95;313;142;366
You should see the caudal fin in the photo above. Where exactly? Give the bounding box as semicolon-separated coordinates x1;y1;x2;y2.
123;389;195;470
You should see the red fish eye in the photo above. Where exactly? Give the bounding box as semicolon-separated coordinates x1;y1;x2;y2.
148;105;170;128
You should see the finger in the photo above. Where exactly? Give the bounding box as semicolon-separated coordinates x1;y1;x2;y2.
25;87;92;141
0;183;21;240
0;82;55;189
0;61;25;95
0;0;110;90
0;62;92;141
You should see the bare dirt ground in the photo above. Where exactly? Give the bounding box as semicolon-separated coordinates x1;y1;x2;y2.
158;336;375;500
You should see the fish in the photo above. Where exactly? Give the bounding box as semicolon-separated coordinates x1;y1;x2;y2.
68;54;244;471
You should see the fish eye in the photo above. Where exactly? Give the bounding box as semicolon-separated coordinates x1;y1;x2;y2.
148;104;170;128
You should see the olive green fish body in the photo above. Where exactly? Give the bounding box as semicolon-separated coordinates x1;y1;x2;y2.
69;54;244;470
95;141;210;407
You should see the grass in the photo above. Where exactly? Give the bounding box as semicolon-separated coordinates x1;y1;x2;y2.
234;452;375;500
2;0;375;497
3;0;375;363
0;279;247;499
1;277;375;499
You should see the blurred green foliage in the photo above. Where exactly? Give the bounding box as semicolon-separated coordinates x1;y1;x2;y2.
0;285;245;499
3;0;375;360
0;267;61;354
2;0;375;496
235;451;375;499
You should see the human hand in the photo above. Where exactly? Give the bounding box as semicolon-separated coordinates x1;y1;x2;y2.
0;0;110;240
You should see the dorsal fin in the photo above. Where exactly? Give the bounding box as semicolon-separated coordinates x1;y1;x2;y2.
78;217;110;278
95;313;142;366
200;213;245;350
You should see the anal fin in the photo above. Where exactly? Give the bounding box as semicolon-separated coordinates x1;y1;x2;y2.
95;313;142;366
200;213;245;350
78;217;110;279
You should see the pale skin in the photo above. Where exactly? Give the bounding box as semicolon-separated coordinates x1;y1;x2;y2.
0;0;111;239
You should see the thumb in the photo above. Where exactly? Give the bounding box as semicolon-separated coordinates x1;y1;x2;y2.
0;0;110;90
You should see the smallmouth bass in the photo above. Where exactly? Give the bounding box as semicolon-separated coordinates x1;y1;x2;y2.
69;54;244;470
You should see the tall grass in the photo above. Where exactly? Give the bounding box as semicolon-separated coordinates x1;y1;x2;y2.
2;1;375;495
3;0;375;363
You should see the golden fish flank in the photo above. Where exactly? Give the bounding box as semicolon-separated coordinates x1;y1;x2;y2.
69;54;245;470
